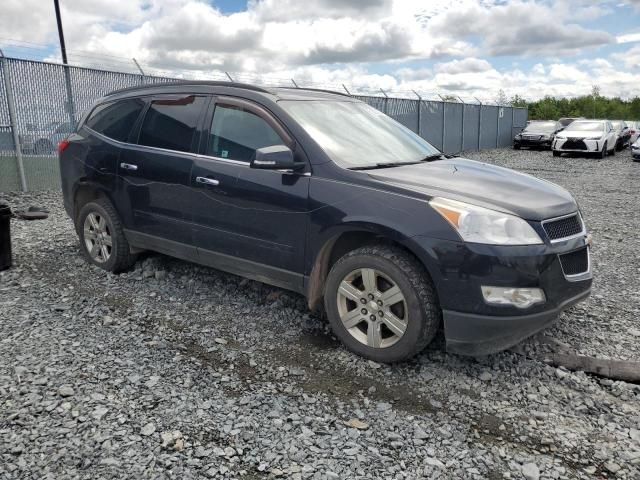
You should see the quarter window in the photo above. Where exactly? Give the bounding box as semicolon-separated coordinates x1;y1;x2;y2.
207;104;283;162
138;95;206;153
85;98;145;142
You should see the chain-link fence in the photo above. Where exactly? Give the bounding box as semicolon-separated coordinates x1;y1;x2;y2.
0;56;528;192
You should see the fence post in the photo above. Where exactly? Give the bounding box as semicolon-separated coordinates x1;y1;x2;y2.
496;105;500;148
0;51;28;192
380;88;389;115
458;96;465;153
133;58;146;84
412;90;422;136
291;78;298;88
475;97;482;151
438;95;446;152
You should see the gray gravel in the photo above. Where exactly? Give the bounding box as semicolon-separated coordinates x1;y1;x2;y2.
1;147;639;479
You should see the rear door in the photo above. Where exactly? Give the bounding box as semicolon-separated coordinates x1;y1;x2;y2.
117;94;208;247
190;96;310;291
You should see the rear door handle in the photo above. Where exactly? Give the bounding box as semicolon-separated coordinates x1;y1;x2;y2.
120;162;138;171
195;176;220;186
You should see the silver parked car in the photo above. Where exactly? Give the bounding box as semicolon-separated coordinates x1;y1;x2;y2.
552;120;617;158
632;137;640;161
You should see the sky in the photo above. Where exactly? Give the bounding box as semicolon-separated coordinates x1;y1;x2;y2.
1;0;639;101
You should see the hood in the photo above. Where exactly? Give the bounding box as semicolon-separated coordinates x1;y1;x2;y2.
560;128;602;138
366;158;577;221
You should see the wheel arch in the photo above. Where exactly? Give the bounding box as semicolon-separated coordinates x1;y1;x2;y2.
72;180;116;226
306;223;440;311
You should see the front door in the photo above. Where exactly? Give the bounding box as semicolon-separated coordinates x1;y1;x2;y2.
190;97;310;292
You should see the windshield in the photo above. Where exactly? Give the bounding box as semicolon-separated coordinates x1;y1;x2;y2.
523;121;557;133
279;100;440;167
611;121;623;129
566;121;603;131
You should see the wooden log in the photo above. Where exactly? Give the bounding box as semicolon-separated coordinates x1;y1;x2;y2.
542;353;640;383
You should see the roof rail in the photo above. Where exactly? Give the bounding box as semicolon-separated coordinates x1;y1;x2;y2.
274;86;352;98
107;80;273;97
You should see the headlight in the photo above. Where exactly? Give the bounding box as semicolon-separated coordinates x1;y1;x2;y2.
555;134;566;139
540;134;549;139
429;197;543;245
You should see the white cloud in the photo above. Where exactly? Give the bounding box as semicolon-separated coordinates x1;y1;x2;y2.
0;0;638;100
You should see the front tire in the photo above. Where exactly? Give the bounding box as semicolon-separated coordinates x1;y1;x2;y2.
599;142;607;159
76;199;136;272
324;245;441;363
553;150;561;157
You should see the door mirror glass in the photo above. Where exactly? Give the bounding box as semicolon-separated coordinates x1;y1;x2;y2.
251;145;302;170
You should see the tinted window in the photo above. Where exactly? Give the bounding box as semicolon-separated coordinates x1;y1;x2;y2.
208;105;283;162
139;96;206;152
85;98;145;142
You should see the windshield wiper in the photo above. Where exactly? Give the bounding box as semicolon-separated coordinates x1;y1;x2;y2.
349;161;422;171
420;153;446;162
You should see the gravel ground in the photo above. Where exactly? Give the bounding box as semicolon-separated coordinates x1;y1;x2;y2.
1;148;639;479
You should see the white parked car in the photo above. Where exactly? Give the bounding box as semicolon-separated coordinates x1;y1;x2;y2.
552;120;617;158
632;137;640;161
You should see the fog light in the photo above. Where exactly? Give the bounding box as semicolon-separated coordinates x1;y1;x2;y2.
481;286;545;309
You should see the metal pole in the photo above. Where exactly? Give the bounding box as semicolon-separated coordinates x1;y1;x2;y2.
438;94;446;152
496;105;500;148
53;0;76;128
380;88;389;115
0;51;28;192
291;78;299;88
225;71;234;82
342;84;351;96
53;0;68;64
412;90;422;136
458;96;465;153
475;97;482;151
133;58;146;85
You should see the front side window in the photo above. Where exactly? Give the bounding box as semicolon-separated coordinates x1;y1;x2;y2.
138;95;206;153
85;98;145;142
207;104;283;162
279;100;440;168
523;121;557;133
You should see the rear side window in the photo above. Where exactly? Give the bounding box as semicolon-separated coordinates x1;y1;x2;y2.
85;98;145;142
207;105;283;162
138;95;206;153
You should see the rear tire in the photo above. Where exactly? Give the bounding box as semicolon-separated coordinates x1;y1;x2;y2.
76;198;137;273
324;244;441;363
553;150;561;157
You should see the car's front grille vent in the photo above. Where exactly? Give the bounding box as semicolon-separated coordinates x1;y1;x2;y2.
543;214;583;241
563;138;588;150
559;247;589;276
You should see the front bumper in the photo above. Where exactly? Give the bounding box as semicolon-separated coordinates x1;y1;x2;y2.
444;288;590;355
553;137;601;153
514;137;552;148
410;230;592;356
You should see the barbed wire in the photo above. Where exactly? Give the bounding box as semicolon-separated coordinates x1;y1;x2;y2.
0;37;629;106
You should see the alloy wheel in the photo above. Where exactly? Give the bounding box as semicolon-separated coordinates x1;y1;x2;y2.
336;268;408;349
83;212;112;263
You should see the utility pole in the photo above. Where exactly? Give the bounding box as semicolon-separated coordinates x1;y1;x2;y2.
53;0;68;64
53;0;76;127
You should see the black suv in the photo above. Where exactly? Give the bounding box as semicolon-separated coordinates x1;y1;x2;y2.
59;82;592;362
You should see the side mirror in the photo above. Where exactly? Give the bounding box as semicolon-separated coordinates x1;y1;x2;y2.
250;145;303;171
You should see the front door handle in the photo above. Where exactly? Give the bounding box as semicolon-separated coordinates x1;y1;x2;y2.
195;176;220;186
120;162;138;171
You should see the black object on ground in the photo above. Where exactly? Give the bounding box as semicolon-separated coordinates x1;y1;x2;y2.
0;203;12;271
